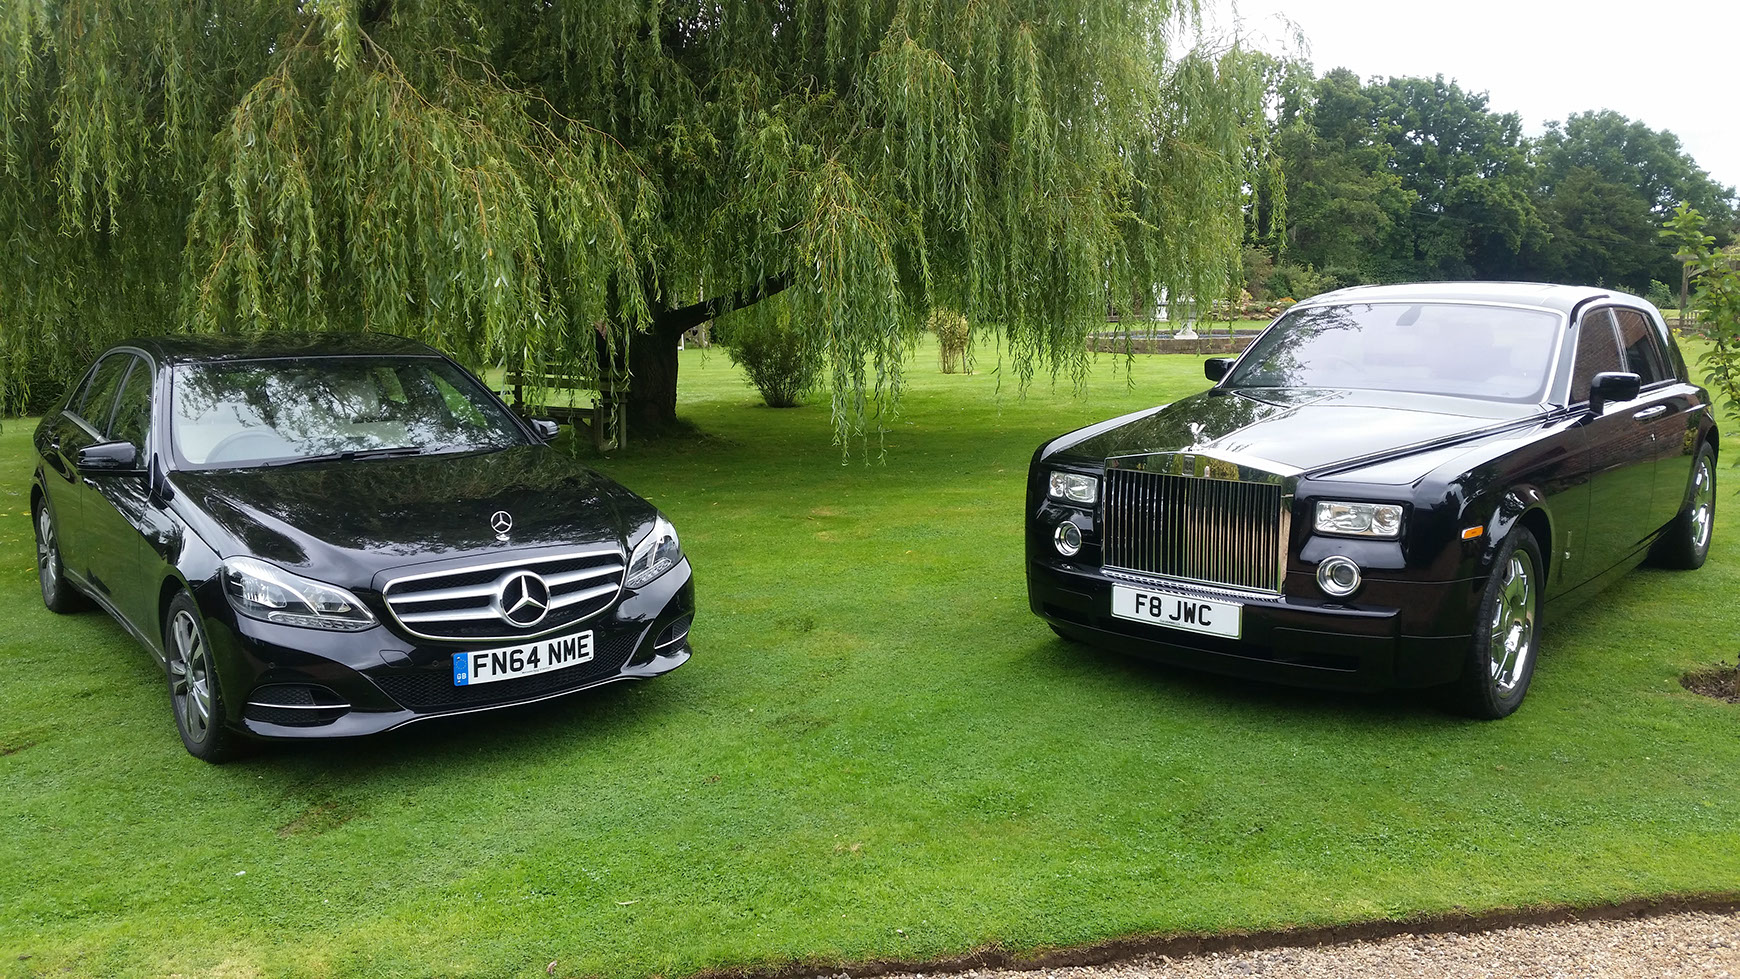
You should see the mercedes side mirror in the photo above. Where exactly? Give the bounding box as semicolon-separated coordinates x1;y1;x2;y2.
1205;358;1235;383
76;440;141;472
1588;371;1641;415
530;419;561;442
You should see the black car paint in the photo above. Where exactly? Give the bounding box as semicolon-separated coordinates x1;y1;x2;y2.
1027;285;1717;691
32;335;694;740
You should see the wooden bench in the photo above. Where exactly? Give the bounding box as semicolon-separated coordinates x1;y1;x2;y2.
502;369;628;451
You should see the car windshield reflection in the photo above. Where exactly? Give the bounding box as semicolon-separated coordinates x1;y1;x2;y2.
170;356;526;469
1226;302;1562;403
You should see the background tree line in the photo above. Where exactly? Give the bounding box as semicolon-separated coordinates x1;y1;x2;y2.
1241;61;1739;307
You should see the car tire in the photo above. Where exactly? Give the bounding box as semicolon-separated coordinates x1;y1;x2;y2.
1649;443;1716;571
1451;527;1543;720
164;592;243;764
33;498;87;614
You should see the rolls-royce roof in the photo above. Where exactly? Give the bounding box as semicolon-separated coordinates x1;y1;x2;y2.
124;332;443;364
1301;282;1638;316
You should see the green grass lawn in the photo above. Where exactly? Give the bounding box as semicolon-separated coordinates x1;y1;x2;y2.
3;339;1739;978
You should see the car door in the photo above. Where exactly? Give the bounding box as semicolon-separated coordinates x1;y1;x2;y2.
80;354;154;629
1565;307;1657;586
1611;308;1702;532
50;353;133;578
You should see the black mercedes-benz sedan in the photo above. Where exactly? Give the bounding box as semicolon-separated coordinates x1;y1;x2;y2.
31;334;694;761
1028;283;1717;718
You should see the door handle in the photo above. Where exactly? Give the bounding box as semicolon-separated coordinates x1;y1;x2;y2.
1633;405;1668;420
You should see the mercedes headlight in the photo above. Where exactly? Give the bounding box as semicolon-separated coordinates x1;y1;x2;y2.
626;515;682;589
221;556;377;631
1314;501;1404;538
1047;471;1099;505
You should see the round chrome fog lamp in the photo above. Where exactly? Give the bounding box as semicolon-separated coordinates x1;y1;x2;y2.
1054;521;1083;557
1316;555;1362;598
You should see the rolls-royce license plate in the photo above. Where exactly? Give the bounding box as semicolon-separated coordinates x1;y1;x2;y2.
452;631;595;686
1111;584;1242;639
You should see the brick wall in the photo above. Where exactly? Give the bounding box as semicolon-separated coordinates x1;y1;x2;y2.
1088;334;1257;355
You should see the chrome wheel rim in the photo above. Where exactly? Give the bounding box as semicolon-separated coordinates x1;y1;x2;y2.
1488;549;1537;696
36;507;57;597
1690;457;1714;552
168;610;214;744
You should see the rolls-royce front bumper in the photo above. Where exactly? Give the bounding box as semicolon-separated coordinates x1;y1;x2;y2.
1027;558;1476;691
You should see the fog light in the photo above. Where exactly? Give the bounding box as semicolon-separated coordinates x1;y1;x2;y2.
1054;521;1083;557
1316;555;1362;597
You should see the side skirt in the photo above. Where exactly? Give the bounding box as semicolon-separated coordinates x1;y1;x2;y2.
62;569;166;667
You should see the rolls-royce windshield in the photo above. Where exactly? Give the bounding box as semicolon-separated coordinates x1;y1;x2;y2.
1226;303;1561;402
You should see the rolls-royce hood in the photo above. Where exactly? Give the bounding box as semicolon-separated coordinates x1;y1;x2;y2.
1048;388;1544;478
170;446;641;583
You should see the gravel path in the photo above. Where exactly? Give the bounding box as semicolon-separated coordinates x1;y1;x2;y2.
883;910;1740;979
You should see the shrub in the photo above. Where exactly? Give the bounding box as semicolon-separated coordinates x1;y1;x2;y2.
931;308;970;373
718;300;819;408
1265;263;1329;302
1645;278;1676;311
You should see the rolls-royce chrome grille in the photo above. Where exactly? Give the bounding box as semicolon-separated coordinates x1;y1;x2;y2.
1102;456;1291;594
381;548;626;642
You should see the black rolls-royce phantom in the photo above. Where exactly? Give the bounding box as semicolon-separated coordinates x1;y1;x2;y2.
1028;283;1718;717
32;335;694;761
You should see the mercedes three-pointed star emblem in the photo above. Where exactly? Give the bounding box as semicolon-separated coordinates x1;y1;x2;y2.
495;570;550;628
489;510;514;541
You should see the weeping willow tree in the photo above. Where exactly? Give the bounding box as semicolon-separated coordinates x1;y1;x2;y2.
1;0;1264;444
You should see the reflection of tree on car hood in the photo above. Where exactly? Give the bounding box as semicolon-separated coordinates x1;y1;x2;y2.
172;446;639;579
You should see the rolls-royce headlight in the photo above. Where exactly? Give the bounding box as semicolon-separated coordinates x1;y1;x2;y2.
1314;501;1404;538
626;516;682;589
221;556;377;631
1048;471;1099;505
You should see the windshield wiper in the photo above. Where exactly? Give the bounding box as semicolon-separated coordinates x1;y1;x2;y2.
265;446;425;467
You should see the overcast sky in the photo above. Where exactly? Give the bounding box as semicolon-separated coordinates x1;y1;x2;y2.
1201;0;1740;192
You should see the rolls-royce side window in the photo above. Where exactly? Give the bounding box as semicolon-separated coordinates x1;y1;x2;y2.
1613;309;1670;385
74;354;132;431
1570;309;1623;404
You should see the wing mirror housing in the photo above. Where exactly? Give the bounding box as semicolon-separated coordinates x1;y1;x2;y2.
1204;358;1235;383
1588;371;1641;415
76;440;141;473
530;418;560;442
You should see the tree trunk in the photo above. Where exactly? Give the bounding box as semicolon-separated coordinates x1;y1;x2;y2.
617;275;791;437
622;322;684;435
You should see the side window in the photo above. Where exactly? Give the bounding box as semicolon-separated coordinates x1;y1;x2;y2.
73;354;131;431
1570;308;1623;404
1613;309;1670;385
108;359;153;454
